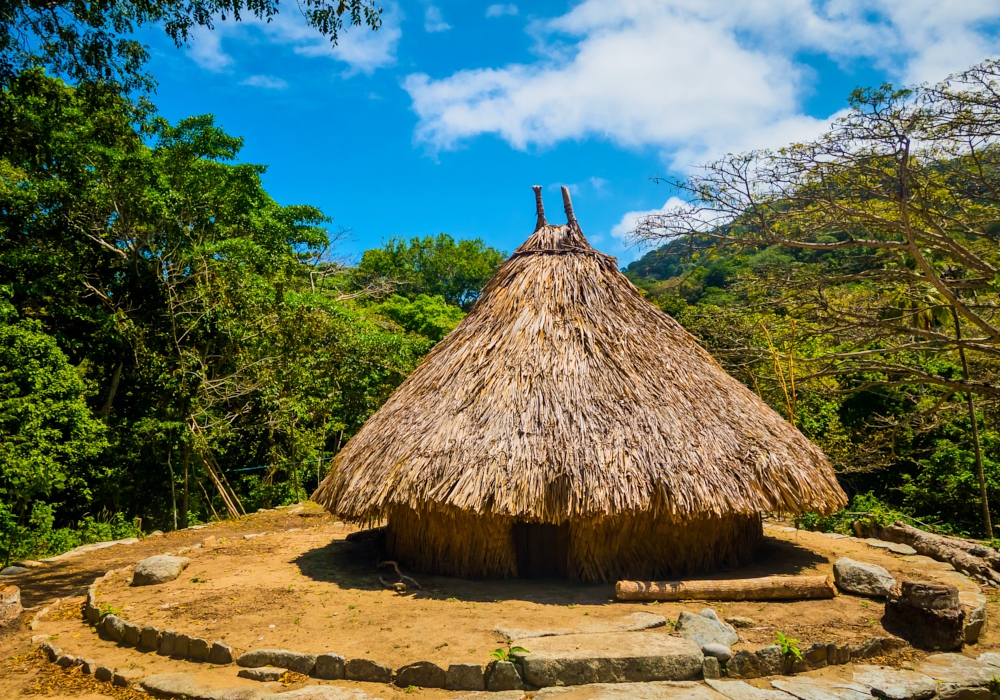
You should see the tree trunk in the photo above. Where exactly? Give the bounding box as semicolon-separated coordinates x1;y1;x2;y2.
181;441;190;529
952;307;992;538
98;361;124;420
615;575;837;601
167;450;178;531
878;521;1000;584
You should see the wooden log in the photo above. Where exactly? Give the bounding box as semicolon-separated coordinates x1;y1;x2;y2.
616;575;837;602
878;521;1000;585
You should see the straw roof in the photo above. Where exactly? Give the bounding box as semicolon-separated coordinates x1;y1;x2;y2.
313;187;846;524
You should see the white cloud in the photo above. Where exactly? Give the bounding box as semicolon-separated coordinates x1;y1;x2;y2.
424;5;452;32
404;0;1000;168
240;75;288;89
486;4;518;18
183;4;402;77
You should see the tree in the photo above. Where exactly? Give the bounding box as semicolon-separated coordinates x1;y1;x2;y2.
1;0;382;90
357;233;505;309
633;58;1000;536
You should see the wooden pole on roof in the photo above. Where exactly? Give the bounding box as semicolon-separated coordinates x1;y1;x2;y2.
532;185;547;230
561;186;578;229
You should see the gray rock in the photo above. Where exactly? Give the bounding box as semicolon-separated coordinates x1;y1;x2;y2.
978;652;1000;667
820;533;849;540
486;660;523;691
833;557;895;598
965;603;987;644
148;530;165;537
344;658;393;684
395;660;446;688
238;649;317;675
82;659;97;674
676;610;739;647
0;583;20;626
937;689;991;700
801;642;827;670
174;633;191;659
446;663;485;691
40;641;61;662
210;641;234;664
703;656;721;680
755;645;785;676
852;665;937;700
159;629;178;656
95;665;113;682
140;624;160;650
518;631;703;687
886;543;917;555
702;643;732;662
772;677;872;699
0;566;29;575
315;653;345;679
103;614;126;643
849;637;883;659
725;617;756;629
239;666;287;681
189;637;211;661
706;680;796;700
56;653;78;668
132;555;190;586
830;644;851;665
113;668;145;687
261;688;376;700
728;650;760;679
533;681;727;699
123;620;141;646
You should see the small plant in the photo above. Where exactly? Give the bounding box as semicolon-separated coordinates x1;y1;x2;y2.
776;631;802;660
860;601;869;608
567;604;576;609
189;577;206;584
446;597;458;602
989;676;1000;696
405;685;417;694
98;603;122;620
490;646;529;662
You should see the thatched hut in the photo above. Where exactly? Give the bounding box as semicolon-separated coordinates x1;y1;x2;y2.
313;187;846;582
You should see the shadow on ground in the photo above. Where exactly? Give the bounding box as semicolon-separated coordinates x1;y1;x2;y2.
292;532;828;606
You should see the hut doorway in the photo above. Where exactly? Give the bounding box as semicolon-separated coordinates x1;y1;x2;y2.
513;522;569;578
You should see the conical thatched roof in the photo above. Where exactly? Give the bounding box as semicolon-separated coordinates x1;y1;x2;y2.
314;187;846;524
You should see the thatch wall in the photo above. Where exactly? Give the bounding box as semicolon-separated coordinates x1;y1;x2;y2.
385;505;762;582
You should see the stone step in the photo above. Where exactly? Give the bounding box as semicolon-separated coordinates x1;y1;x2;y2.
534;681;725;699
517;631;703;687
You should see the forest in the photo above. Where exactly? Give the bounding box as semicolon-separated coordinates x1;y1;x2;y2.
3;0;1000;564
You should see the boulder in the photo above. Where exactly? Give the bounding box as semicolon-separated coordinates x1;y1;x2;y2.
103;614;126;643
238;649;317;675
344;658;393;683
518;631;703;687
395;660;446;688
675;610;739;647
132;555;190;586
702;644;732;663
315;653;346;679
446;663;485;691
755;645;786;676
140;625;160;651
486;660;523;691
833;558;895;598
702;656;721;680
1;585;22;626
852;665;937;700
883;581;965;651
210;641;234;664
727;650;760;679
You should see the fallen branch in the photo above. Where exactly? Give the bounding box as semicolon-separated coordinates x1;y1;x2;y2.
616;575;836;601
877;521;1000;584
377;560;422;591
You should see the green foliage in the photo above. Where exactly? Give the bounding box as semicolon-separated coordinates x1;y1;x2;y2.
794;493;913;535
377;294;466;341
490;646;529;661
775;631;802;660
0;0;381;90
358;233;505;309
0;502;140;565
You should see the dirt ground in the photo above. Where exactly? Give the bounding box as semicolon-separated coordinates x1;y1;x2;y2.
3;502;999;698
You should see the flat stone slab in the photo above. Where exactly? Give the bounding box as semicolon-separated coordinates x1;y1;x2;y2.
142;673;274;700
534;681;725;699
706;680;796;700
497;612;666;640
238;667;286;681
914;654;997;687
772;677;872;700
453;693;525;700
885;543;917;555
978;652;1000;668
518;631;703;687
675;610;739;647
261;687;380;700
820;533;849;539
852;665;937;700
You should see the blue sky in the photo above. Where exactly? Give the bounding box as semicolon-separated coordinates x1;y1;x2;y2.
140;0;1000;263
